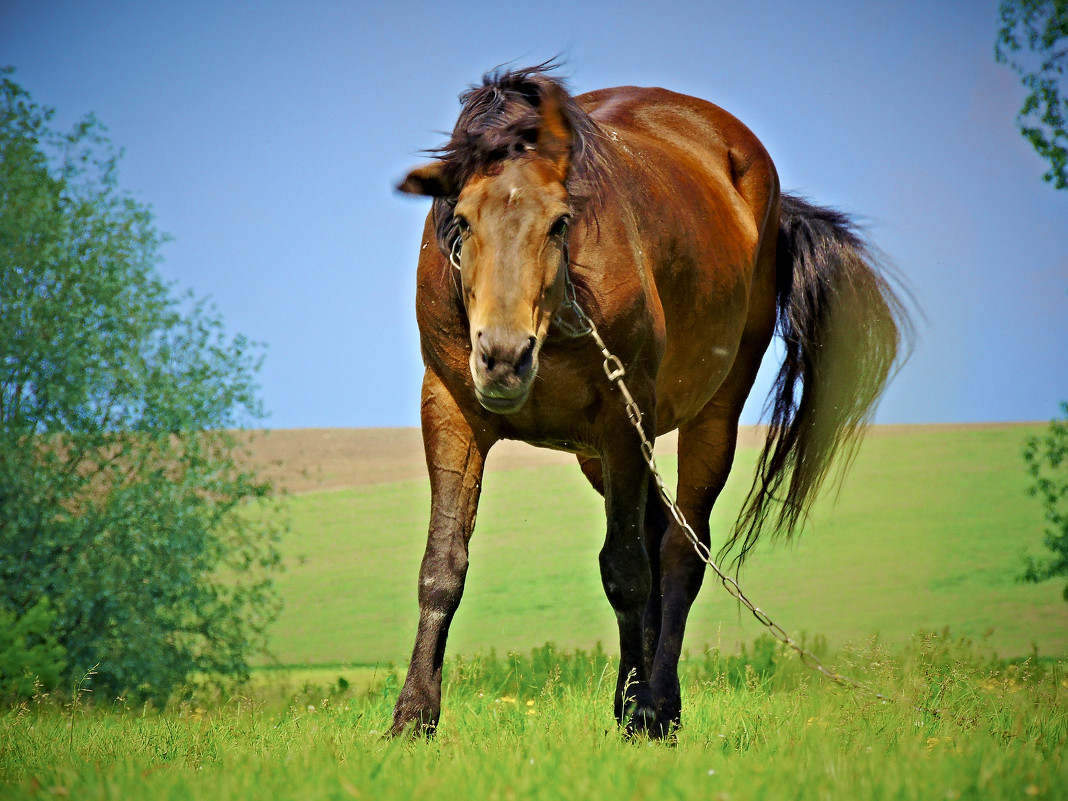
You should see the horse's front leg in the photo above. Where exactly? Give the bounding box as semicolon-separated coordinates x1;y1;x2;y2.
391;370;490;737
599;419;657;736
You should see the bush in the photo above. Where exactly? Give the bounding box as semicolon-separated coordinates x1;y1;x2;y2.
0;70;283;703
1021;402;1068;600
0;598;66;700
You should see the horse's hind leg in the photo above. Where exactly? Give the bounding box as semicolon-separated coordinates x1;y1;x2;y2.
649;335;772;736
647;405;737;736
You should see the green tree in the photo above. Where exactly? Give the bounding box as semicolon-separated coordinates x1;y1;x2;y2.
0;70;283;702
1021;403;1068;600
0;598;66;699
996;0;1068;189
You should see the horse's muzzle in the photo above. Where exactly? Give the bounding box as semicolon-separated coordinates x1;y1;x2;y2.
471;331;538;414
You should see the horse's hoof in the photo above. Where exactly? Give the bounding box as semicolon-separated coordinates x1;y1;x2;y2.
389;714;438;739
390;696;440;739
651;717;680;745
389;719;436;739
623;705;658;739
624;708;679;743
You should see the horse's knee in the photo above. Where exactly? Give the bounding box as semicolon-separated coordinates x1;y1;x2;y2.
418;540;468;610
599;545;651;612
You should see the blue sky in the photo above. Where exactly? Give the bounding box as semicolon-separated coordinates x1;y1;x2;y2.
3;0;1065;428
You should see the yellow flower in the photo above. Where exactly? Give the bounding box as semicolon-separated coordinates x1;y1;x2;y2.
926;736;956;754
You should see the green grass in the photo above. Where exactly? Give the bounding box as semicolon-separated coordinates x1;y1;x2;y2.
266;425;1067;667
2;636;1065;800
6;425;1063;799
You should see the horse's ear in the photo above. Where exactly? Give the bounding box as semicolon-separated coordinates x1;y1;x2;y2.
536;84;573;178
396;162;454;197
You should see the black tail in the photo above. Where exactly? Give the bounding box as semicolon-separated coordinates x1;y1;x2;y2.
722;193;914;566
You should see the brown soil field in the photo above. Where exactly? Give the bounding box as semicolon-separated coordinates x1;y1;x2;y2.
242;422;1038;495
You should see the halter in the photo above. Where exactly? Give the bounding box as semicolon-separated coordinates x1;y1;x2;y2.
448;236;592;338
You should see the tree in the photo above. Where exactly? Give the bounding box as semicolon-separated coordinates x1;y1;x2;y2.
997;5;1068;598
996;0;1068;189
0;599;66;700
0;70;283;702
1021;403;1068;600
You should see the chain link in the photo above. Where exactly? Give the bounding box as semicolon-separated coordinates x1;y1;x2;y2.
565;298;895;705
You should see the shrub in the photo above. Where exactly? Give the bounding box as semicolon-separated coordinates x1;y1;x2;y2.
0;598;66;699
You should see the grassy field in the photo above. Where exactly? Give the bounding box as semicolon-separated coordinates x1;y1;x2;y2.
2;636;1065;800
265;424;1068;667
2;423;1066;799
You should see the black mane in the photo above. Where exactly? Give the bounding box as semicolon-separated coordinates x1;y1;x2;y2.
429;64;610;257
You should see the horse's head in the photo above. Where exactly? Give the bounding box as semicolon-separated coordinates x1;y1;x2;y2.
399;70;595;414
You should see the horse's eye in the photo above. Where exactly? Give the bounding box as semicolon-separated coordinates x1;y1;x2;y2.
455;215;471;234
549;215;570;238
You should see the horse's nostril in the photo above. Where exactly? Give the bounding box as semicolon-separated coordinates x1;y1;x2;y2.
517;338;535;377
481;350;495;372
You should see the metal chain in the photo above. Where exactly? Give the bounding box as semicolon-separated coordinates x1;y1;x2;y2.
562;294;894;704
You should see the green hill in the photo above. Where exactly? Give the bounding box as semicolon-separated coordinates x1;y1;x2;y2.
262;424;1067;666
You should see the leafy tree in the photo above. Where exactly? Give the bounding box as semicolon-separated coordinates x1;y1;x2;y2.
0;598;66;699
1021;403;1068;600
0;70;283;702
996;0;1068;189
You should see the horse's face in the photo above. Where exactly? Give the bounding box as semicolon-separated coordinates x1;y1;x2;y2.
400;82;580;414
452;158;570;413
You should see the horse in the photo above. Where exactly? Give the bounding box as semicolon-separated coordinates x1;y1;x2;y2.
390;64;909;739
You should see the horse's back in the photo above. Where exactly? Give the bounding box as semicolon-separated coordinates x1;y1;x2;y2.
580;86;774;191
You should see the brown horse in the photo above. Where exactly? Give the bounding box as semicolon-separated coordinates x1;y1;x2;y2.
390;65;908;738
